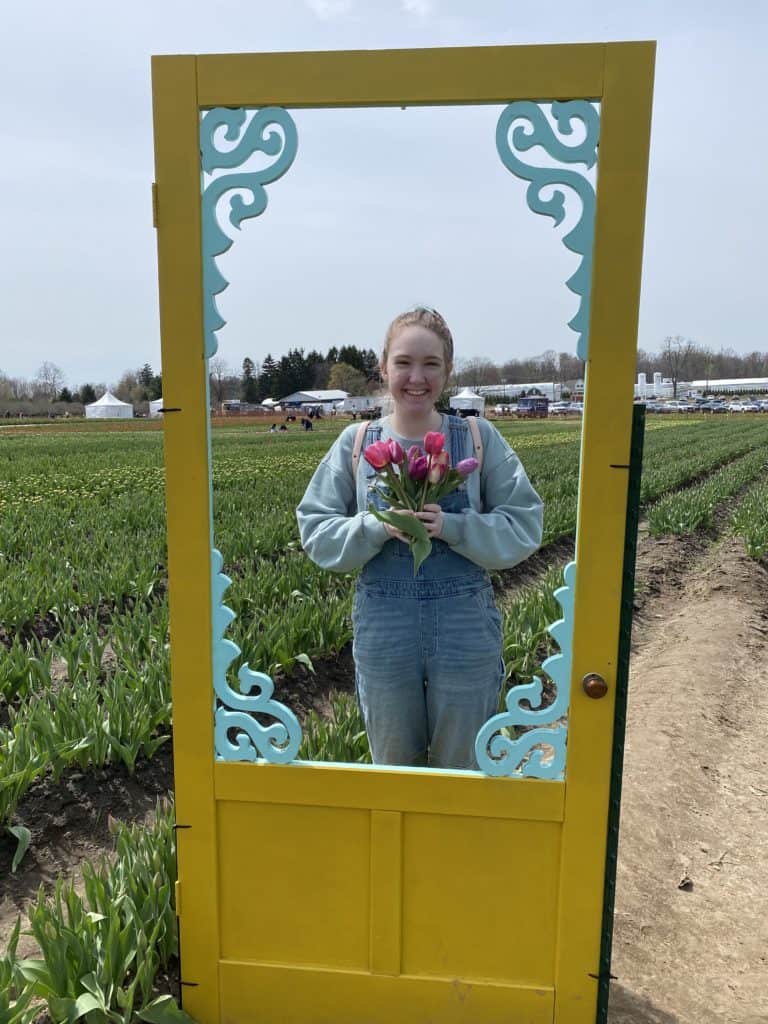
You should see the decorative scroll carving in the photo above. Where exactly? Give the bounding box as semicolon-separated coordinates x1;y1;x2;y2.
212;549;302;763
496;101;599;360
199;108;302;762
200;107;298;358
475;561;575;779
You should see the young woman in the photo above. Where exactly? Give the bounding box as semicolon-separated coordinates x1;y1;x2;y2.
296;308;543;770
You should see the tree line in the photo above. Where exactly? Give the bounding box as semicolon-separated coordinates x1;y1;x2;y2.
209;345;381;407
453;339;768;390
0;362;162;411
3;338;767;414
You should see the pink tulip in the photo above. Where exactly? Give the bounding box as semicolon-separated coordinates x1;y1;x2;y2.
406;445;422;462
363;440;392;470
408;455;429;480
427;450;450;484
387;439;405;464
424;431;445;456
455;457;480;478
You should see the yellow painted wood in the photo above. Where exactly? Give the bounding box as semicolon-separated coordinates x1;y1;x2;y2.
151;55;220;1022
196;43;604;108
217;801;371;968
554;41;656;1023
218;961;554;1023
401;814;560;985
369;811;402;975
214;761;565;821
151;40;655;1023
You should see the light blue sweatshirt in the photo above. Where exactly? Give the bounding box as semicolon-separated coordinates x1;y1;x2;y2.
296;415;544;573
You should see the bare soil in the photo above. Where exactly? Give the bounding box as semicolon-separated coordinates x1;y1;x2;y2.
2;528;768;1023
609;534;768;1023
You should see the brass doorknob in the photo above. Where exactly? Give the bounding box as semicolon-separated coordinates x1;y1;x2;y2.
582;673;608;699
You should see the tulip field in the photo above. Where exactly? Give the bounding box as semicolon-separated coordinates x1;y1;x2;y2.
2;412;768;1020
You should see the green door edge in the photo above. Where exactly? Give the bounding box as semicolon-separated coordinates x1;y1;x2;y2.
596;403;646;1022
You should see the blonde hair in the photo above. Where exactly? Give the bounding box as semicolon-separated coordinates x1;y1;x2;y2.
382;307;454;371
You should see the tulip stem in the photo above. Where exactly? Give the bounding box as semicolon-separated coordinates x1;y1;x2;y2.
382;465;414;510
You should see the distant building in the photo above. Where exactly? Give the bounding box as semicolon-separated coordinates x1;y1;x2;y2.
279;389;348;408
689;377;768;395
635;374;768;398
470;382;570;401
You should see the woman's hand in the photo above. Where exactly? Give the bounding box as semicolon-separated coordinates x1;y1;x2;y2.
382;505;443;542
383;521;410;543
415;503;444;539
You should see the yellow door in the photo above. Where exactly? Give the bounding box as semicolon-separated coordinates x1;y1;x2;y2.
152;42;654;1023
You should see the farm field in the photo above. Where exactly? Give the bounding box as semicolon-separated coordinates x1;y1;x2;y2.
2;412;768;1022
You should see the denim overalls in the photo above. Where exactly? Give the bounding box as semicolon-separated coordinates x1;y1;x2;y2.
353;416;505;770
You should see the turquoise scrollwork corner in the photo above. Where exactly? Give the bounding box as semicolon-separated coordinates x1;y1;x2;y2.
496;101;599;360
200;107;298;358
475;561;576;779
212;549;302;763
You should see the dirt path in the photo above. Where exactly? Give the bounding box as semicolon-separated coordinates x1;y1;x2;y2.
609;535;768;1024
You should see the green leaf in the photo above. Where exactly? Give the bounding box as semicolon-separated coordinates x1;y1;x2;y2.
294;653;314;673
137;995;198;1024
72;992;104;1019
368;507;432;576
16;958;55;994
7;826;31;873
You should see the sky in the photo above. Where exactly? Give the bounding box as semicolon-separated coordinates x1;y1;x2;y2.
2;0;766;389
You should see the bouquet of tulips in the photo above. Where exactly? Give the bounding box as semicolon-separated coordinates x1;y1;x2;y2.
363;430;479;574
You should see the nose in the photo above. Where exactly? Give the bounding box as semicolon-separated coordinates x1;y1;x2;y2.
408;366;428;384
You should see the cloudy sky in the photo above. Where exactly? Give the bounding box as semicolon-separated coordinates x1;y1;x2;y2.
2;1;765;389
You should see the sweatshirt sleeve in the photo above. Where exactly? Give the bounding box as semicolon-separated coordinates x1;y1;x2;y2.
438;421;544;570
296;427;391;573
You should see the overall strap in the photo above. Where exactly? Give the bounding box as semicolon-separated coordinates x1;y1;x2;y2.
466;415;483;472
352;420;381;476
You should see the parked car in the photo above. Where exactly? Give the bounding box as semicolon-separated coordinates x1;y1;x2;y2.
664;401;696;413
727;402;749;412
548;402;572;416
700;402;728;413
516;396;549;418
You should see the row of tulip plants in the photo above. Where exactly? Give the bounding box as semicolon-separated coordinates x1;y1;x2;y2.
3;800;192;1024
647;445;768;536
730;476;768;559
2;417;767;831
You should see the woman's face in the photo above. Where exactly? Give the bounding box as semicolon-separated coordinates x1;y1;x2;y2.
381;325;450;417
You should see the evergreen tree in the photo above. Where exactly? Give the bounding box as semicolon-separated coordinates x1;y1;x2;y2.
363;348;381;383
78;383;97;405
138;363;154;390
58;386;73;403
241;357;259;402
257;354;278;401
149;374;163;400
338;345;366;373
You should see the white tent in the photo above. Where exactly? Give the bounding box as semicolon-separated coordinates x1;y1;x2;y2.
149;398;164;417
450;387;486;415
85;391;133;420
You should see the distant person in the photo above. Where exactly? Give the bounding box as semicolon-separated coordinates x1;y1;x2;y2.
279;424;288;432
269;423;277;433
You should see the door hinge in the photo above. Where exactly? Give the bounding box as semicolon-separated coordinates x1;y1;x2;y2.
152;182;158;228
174;880;181;916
